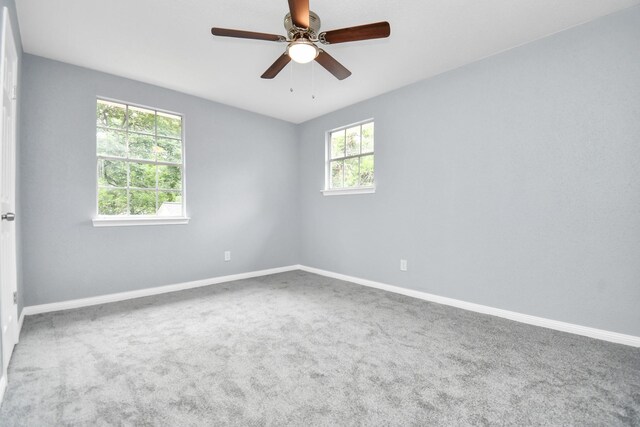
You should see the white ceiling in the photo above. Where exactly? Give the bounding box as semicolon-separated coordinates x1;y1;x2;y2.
16;0;639;123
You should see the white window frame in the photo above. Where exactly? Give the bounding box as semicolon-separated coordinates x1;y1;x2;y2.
322;118;376;196
92;97;189;227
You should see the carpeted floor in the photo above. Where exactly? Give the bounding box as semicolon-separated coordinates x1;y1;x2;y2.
1;271;639;426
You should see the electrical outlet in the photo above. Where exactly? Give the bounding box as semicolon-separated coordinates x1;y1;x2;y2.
224;251;231;262
400;259;407;271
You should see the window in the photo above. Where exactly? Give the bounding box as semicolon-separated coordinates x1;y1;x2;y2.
324;119;375;195
93;99;188;226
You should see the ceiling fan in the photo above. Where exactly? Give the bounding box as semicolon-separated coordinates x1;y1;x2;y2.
211;0;390;80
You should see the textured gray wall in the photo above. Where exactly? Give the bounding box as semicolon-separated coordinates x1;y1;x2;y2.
20;55;299;306
17;6;640;339
298;7;640;336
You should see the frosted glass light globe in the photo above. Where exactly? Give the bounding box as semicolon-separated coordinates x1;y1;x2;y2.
288;39;318;64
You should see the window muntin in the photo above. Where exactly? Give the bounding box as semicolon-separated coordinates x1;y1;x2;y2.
327;120;374;190
96;99;185;217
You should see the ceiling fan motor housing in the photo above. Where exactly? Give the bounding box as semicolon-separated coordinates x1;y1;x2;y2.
284;11;321;40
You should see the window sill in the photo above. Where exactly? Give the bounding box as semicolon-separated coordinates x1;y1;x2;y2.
321;186;376;196
92;216;190;227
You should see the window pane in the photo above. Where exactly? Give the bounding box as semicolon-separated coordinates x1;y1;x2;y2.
129;133;156;161
158;165;182;190
97;159;127;187
156;138;182;163
330;160;343;188
157;191;182;216
157;113;181;138
129;190;157;215
97;129;126;158
97;100;126;129
330;130;345;159
96;100;185;217
344;157;359;187
346;126;360;156
360;154;374;186
361;122;374;153
128;106;155;134
98;188;127;215
130;162;156;189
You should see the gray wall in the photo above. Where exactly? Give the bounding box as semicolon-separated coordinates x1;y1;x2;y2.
17;6;640;338
20;54;299;306
0;0;21;376
298;6;640;336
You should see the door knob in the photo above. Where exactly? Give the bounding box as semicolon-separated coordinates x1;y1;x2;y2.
1;212;15;221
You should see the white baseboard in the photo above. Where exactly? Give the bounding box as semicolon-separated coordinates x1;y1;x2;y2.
22;265;299;316
298;265;640;348
0;374;6;405
19;264;640;347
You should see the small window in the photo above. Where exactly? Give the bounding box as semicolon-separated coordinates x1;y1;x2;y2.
94;99;187;226
324;120;375;195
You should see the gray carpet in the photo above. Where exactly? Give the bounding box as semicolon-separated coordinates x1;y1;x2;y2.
1;271;639;426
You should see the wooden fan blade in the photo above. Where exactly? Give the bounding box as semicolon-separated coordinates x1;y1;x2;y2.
319;22;390;44
288;0;309;28
315;50;351;80
261;53;292;79
211;27;286;42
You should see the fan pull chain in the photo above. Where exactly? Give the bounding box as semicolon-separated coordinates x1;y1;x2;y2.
289;61;294;93
311;61;316;100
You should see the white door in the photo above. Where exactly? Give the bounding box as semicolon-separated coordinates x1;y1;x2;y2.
0;6;18;375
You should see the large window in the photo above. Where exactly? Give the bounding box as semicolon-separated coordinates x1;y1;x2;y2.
325;120;374;194
95;99;186;223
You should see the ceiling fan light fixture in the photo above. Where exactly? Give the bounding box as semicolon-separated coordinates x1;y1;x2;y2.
211;2;392;80
287;39;318;64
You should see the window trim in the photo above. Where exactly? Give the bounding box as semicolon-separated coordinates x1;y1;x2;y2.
93;97;189;226
323;118;376;196
321;186;376;196
92;216;190;227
